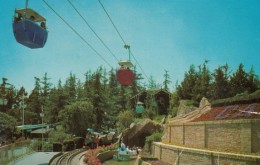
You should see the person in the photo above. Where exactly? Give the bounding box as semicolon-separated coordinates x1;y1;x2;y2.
93;135;100;148
14;13;22;23
40;22;46;29
30;15;35;21
120;141;126;151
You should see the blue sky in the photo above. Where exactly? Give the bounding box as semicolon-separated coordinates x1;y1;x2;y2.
1;0;260;92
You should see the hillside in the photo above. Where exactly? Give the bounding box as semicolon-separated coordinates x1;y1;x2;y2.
168;97;260;124
192;103;260;122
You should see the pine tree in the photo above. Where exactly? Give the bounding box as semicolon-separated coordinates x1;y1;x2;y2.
93;68;104;130
176;64;197;100
64;72;77;102
163;70;171;91
27;77;42;123
148;76;158;89
230;63;249;96
192;61;211;101
106;69;120;127
41;73;52;98
211;64;230;99
247;67;258;93
83;70;94;102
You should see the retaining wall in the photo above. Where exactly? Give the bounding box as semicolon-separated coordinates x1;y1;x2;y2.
153;142;260;165
164;119;260;153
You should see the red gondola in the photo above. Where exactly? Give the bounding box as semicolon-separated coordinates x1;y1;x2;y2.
116;61;135;86
116;45;135;86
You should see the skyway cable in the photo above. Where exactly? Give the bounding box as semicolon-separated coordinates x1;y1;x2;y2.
98;0;149;80
67;0;119;62
42;0;113;68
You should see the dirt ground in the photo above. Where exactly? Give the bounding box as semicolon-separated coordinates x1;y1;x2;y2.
192;103;260;122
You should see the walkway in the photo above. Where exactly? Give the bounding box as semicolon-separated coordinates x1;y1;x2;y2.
12;152;59;165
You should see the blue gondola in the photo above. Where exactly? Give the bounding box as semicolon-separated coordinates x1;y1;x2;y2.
13;8;48;49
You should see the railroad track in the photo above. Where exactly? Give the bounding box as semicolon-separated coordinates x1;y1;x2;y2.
53;149;87;165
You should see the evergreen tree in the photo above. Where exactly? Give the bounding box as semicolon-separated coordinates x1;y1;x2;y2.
211;64;230;99
148;75;158;89
83;70;94;102
76;79;84;100
40;73;52;123
64;72;77;102
41;73;52;97
230;63;250;96
93;68;104;130
46;80;68;123
192;61;211;101
59;101;96;136
106;69;121;127
0;78;14;112
176;64;197;100
27;77;42;123
118;85;128;110
247;67;258;93
8;86;27;123
163;70;171;91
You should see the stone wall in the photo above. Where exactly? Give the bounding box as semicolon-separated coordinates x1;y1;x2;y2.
153;143;260;165
164;119;260;153
252;123;260;152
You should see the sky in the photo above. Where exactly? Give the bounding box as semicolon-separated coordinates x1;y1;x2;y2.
1;0;260;93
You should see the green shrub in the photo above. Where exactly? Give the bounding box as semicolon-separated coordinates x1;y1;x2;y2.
43;142;52;152
169;107;178;117
74;137;84;149
145;133;163;144
53;142;62;152
63;140;75;151
142;108;156;120
116;110;134;132
145;132;163;153
48;126;73;144
211;90;260;107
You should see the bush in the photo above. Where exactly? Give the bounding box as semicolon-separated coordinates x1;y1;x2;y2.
53;142;62;152
63;140;75;151
48;126;73;144
0;112;18;139
169;107;178;117
145;132;163;153
43;142;52;151
116;110;134;132
211;90;260;107
74;137;85;149
142;108;156;120
145;132;163;144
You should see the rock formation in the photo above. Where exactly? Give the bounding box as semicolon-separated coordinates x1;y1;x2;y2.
121;118;162;148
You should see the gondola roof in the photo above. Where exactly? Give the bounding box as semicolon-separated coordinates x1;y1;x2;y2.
15;8;46;22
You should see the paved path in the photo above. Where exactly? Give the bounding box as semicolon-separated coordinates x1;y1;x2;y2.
12;152;59;165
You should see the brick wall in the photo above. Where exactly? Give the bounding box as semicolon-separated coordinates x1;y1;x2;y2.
206;123;242;151
153;142;260;165
185;124;205;148
170;125;183;144
166;119;260;153
252;122;260;152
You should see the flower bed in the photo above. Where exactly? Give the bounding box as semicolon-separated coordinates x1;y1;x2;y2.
84;144;116;165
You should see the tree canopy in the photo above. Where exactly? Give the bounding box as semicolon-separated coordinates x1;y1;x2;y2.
0;62;259;137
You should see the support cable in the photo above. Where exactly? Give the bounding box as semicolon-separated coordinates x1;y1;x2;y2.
98;0;149;80
67;0;119;62
98;0;127;45
42;0;113;68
